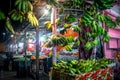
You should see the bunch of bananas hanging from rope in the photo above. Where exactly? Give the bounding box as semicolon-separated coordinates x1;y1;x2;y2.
15;0;33;13
80;11;93;26
94;0;116;10
27;11;39;27
9;0;38;27
5;18;15;34
0;11;5;20
9;9;24;22
47;35;74;51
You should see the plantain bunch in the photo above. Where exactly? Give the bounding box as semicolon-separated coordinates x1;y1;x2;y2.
80;12;93;26
94;0;116;10
44;18;60;30
72;26;81;32
5;18;15;34
15;0;33;13
44;21;52;30
48;35;74;51
0;11;5;20
51;35;67;46
53;58;114;75
27;11;39;27
64;14;76;23
46;0;59;6
9;9;24;22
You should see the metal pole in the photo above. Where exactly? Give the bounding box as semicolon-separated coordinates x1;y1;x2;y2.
24;32;27;77
51;6;57;63
35;27;40;80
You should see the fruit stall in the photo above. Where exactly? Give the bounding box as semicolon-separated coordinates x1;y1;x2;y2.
2;0;120;79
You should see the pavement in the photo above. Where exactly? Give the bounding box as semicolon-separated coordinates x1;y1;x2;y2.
0;71;49;80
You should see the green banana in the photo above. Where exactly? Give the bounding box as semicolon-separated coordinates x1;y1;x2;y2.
92;21;97;32
85;12;93;20
82;16;91;23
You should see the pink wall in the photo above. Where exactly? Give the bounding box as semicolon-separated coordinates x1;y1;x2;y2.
103;10;120;59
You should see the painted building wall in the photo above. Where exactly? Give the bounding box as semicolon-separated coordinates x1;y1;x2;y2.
104;5;120;58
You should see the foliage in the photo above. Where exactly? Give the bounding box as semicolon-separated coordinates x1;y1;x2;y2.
53;58;114;74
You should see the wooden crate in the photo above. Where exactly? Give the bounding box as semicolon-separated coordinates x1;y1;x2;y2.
51;67;113;80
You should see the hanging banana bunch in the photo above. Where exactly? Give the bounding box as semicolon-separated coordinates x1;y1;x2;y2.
62;45;73;52
0;11;5;20
72;26;81;32
15;0;33;13
66;36;74;43
116;17;120;24
44;21;52;30
80;12;93;26
64;14;76;23
96;13;105;22
27;11;39;27
5;18;15;34
55;18;60;24
9;9;24;22
94;0;115;10
64;23;71;28
50;34;59;46
46;0;59;6
44;18;60;30
102;32;110;42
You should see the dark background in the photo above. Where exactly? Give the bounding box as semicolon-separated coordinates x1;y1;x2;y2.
0;0;15;42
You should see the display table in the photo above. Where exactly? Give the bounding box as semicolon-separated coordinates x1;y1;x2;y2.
30;56;51;79
51;67;114;80
13;57;31;77
30;56;48;73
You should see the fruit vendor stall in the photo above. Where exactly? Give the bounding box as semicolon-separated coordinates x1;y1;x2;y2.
2;0;120;79
44;0;120;80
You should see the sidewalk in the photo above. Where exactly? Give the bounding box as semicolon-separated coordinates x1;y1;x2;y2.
0;71;49;80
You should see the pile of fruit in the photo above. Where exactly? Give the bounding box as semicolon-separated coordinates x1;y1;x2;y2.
53;58;114;75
